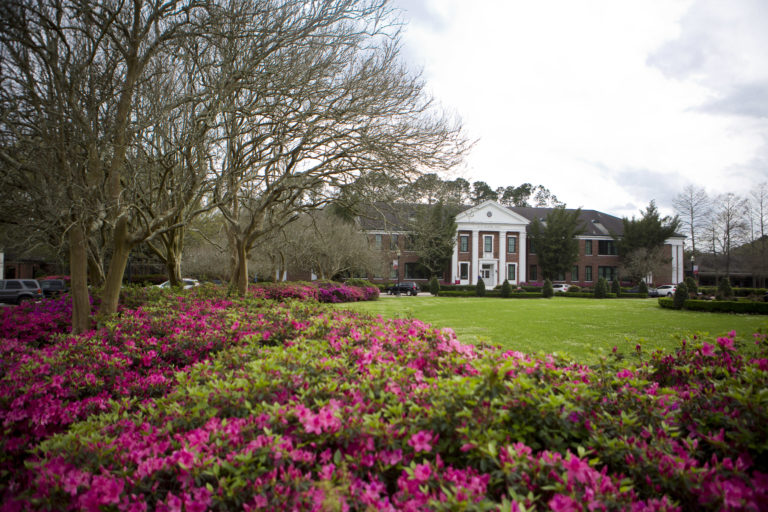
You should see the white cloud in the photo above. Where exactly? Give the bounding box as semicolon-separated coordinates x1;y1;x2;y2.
394;0;768;218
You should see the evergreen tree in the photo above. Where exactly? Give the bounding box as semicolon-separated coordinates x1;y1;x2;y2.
528;207;585;280
638;281;649;298
410;202;459;278
542;279;554;298
429;276;440;296
684;276;698;297
595;277;608;298
717;277;733;300
476;277;486;297
616;201;682;283
673;282;688;309
500;279;511;298
611;279;621;297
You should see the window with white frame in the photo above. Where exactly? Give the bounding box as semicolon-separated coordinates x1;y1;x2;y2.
459;235;469;253
459;262;469;280
585;266;593;282
507;236;517;253
484;235;493;253
507;263;516;281
374;234;383;250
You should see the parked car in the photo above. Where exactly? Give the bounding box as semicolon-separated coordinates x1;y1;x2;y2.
652;284;677;297
156;278;200;290
40;278;69;298
552;283;570;292
0;279;43;304
386;281;420;296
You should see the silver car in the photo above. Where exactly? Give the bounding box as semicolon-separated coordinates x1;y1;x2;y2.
0;279;43;304
653;284;677;297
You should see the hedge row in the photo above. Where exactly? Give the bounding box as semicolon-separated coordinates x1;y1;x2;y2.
659;298;768;314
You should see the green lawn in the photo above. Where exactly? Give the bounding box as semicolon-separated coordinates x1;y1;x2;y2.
336;296;768;363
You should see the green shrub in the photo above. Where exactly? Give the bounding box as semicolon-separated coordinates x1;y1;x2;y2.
595;277;608;298
476;278;486;297
568;285;581;292
500;279;511;298
659;298;768;314
684;276;698;297
429;276;440;296
673;282;688;309
638;281;648;298
611;280;621;297
345;278;376;289
542;279;554;298
717;277;734;300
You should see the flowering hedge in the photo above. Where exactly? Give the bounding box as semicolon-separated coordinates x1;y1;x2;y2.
1;291;767;510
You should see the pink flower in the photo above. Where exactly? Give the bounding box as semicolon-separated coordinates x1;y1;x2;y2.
413;462;431;482
408;430;433;452
549;494;581;512
701;342;715;357
717;336;735;351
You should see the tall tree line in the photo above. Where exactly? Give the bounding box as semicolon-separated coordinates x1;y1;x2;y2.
673;184;767;285
0;0;467;331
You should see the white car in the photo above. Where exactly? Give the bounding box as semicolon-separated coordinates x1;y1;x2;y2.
654;284;676;297
552;283;571;292
157;278;200;290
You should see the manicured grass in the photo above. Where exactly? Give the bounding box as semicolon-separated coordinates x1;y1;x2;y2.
337;296;768;363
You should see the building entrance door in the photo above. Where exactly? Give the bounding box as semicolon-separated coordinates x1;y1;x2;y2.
481;263;495;287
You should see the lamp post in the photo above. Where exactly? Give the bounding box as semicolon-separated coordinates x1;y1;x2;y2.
690;253;695;282
395;248;401;296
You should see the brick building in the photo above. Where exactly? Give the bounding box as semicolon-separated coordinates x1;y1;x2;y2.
361;200;686;287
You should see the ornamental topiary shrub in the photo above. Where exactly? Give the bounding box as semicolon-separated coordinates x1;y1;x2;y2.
685;276;698;297
673;281;688;309
717;277;734;301
429;276;440;296
638;281;648;298
595;277;608;298
611;279;621;297
500;279;511;298
476;278;486;297
568;285;581;293
542;279;554;298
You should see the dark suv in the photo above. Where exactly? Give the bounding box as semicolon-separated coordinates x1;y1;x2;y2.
0;279;43;304
387;281;420;296
40;279;69;298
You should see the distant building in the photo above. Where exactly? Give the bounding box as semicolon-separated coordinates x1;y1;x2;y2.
360;200;686;287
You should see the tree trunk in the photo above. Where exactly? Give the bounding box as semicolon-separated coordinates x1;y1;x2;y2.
99;220;133;319
164;232;184;287
231;238;249;296
69;224;91;334
87;242;106;288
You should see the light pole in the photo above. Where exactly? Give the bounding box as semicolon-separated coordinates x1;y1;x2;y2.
396;248;401;296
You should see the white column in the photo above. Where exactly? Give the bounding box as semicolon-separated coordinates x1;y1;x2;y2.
519;230;527;284
499;230;507;286
451;234;459;284
471;229;479;285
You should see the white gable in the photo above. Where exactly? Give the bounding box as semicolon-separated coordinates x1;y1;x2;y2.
455;200;530;227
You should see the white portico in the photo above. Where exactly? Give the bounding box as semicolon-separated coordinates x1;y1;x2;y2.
451;201;530;287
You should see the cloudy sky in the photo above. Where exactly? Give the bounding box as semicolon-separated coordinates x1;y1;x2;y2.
392;0;768;218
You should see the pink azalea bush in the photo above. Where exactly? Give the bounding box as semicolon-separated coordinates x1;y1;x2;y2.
0;289;767;510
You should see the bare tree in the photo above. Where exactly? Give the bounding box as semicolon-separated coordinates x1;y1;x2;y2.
209;0;467;295
747;182;767;286
672;185;711;259
710;192;749;278
0;0;214;328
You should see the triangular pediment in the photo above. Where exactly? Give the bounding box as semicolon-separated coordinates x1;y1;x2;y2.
455;200;530;226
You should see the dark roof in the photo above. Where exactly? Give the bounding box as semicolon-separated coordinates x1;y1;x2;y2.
358;202;631;237
509;207;625;237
